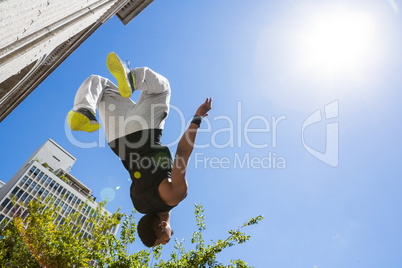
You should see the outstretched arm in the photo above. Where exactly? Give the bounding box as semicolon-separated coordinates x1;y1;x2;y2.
175;98;212;159
159;98;212;206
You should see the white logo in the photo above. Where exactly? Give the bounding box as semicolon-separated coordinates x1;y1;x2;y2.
302;100;339;167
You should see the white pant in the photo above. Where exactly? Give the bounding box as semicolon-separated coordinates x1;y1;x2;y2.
73;67;171;142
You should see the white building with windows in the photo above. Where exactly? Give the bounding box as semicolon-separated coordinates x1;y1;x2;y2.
0;138;119;239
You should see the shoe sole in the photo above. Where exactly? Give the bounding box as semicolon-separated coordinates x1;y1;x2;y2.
106;52;132;98
68;111;100;133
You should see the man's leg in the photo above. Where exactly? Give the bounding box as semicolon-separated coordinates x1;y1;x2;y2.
118;67;171;136
68;75;103;133
105;58;172;161
132;67;171;130
69;74;135;142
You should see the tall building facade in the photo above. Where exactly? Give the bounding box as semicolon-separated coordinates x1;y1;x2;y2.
0;0;153;122
0;139;119;239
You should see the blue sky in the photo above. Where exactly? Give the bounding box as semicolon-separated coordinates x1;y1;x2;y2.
1;0;402;267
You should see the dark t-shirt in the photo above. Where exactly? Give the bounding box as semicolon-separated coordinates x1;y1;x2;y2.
108;129;176;214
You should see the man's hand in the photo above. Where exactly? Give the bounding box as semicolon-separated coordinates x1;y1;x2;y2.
195;98;212;117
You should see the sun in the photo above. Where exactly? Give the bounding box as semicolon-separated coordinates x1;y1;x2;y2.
253;5;381;108
299;9;376;75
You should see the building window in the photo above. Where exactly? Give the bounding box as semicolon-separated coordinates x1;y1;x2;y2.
68;193;73;201
26;178;33;186
6;202;13;211
1;198;10;208
29;182;37;191
11;187;20;195
38;172;44;179
34;169;40;176
61;188;67;195
33;185;40;194
17;189;24;198
45;177;51;185
29;166;36;173
26;196;33;203
21;193;28;201
57;186;63;194
13;206;22;215
53;183;59;190
41;175;48;183
21;176;28;183
66;206;72;214
49;180;55;187
72;196;77;203
43;190;49;198
38;188;44;195
21;210;29;220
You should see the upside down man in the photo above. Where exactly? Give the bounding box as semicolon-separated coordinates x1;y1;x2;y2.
67;52;212;247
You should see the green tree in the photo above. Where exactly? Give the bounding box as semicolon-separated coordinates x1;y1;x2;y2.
0;218;41;268
0;197;263;267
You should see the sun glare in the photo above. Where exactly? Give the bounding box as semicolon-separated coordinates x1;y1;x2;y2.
253;6;382;108
300;10;376;74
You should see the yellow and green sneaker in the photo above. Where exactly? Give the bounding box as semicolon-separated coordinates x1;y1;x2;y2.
106;52;135;98
68;108;100;133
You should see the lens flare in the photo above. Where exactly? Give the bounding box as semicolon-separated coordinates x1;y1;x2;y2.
100;187;116;202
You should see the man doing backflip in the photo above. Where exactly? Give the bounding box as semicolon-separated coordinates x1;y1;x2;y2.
68;52;212;247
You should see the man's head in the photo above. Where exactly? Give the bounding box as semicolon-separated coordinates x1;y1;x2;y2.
137;213;174;247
